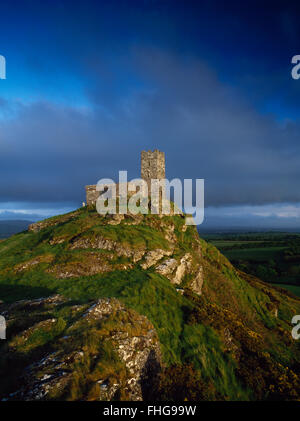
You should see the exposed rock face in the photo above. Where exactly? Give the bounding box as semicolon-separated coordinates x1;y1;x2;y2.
14;254;54;272
163;223;177;243
141;249;173;269
155;252;203;292
78;298;162;400
156;254;190;285
70;236;146;263
2;296;161;401
173;253;192;285
156;258;178;277
190;266;204;295
110;324;161;400
46;252;116;278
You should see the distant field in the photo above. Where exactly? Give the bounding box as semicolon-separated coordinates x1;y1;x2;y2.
273;283;300;297
222;247;285;261
203;231;300;290
211;240;266;247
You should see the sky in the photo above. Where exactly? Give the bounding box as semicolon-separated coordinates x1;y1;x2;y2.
1;0;300;229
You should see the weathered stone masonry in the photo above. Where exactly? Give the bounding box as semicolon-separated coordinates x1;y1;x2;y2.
85;150;166;206
141;149;165;194
85;185;99;206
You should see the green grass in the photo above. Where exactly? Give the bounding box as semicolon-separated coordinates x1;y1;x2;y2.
0;265;248;400
0;268;192;364
180;323;247;399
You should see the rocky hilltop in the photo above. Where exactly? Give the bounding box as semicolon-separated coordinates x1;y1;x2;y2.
0;207;300;400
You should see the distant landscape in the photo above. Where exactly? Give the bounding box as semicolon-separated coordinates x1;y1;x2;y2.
201;231;300;297
0;220;32;239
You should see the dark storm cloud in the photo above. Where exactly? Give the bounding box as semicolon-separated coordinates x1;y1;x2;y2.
1;48;300;206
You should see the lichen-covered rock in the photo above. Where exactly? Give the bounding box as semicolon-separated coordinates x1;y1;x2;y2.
155;251;204;293
70;236;146;262
155;258;178;277
14;254;54;272
1;296;161;401
173;253;192;284
46;252;122;278
0;294;66;317
190;266;204;295
163;224;177;243
141;249;173;269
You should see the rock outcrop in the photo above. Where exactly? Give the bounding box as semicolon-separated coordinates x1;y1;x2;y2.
141;249;173;269
155;252;203;292
1;296;161;401
70;236;146;262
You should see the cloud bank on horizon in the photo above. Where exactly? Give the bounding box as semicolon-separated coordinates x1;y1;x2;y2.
1;0;300;228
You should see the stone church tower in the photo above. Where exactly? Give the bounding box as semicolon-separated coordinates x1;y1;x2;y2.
141;149;165;195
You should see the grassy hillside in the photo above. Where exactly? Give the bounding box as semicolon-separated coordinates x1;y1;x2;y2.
0;207;300;401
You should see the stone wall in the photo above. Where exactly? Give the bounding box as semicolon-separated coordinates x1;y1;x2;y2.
85;185;99;206
85;150;166;206
85;183;137;206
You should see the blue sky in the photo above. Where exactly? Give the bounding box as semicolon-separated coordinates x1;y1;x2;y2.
1;0;300;228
